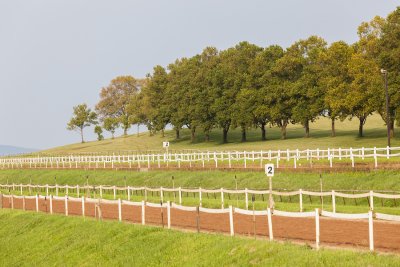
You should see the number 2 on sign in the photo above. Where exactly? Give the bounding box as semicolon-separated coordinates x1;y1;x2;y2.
265;164;274;177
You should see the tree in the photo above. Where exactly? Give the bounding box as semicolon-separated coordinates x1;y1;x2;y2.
249;45;285;140
103;117;120;139
378;9;400;137
320;41;353;137
196;47;219;141
96;76;140;136
346;50;382;137
67;104;97;143
288;36;327;138
213;42;262;143
94;126;104;141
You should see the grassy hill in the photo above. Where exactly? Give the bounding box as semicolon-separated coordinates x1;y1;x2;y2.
1;210;399;266
41;114;399;155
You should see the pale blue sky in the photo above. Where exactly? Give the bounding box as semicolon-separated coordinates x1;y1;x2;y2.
0;0;399;149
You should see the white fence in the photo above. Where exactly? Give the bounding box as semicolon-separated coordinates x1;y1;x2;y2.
0;146;399;169
2;192;400;252
2;183;400;212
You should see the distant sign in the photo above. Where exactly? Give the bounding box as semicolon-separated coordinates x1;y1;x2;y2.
163;142;170;148
265;164;274;177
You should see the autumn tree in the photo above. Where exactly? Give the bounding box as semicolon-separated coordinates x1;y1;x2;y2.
96;76;140;136
67;104;97;143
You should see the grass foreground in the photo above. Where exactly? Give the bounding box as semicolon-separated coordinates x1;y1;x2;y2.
0;209;400;266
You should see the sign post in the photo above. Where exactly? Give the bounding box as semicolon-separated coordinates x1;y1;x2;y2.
163;142;170;163
265;164;275;209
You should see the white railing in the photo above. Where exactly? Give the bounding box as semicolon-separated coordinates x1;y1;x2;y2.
0;146;399;169
2;192;399;252
2;183;400;212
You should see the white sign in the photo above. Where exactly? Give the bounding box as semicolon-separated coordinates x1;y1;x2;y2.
163;142;170;148
265;164;274;177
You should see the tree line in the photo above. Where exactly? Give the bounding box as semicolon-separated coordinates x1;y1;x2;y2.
68;8;400;143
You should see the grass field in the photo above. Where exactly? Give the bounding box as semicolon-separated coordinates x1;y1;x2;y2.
1;169;400;214
39;114;400;154
0;210;399;266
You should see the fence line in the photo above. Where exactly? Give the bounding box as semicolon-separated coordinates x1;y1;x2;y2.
2;183;400;212
2;193;399;252
0;146;399;170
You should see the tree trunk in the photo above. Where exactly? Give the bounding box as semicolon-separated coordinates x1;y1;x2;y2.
205;132;210;142
358;116;365;137
241;126;246;142
80;127;84;143
137;124;140;137
331;118;336;137
304;120;310;138
161;129;165;138
191;127;196;143
390;120;395;138
280;124;287;140
123;127;128;136
261;123;266;141
222;128;229;143
175;129;180;139
112;132;115;139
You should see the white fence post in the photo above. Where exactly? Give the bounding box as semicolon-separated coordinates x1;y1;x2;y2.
100;185;103;199
299;189;303;212
167;201;171;229
267;208;273;241
160;187;164;203
118;198;122;222
141;200;145;225
221;188;224;209
315;208;320;250
113;186;116;200
127;186;131;201
332;190;336;213
369;210;374;251
199;188;202;207
77;185;80;198
82;196;85;217
229;206;234;236
65;196;68;216
35;194;39;212
370;191;374;211
178;187;182;205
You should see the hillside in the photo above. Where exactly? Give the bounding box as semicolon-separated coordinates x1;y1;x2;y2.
1;210;399;266
41;114;399;155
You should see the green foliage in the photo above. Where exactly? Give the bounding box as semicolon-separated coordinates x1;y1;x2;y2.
102;117;119;139
94;126;104;141
95;76;141;136
66;104;97;143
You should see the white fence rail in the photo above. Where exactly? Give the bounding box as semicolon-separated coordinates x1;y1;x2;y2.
0;146;399;169
1;192;398;252
1;183;400;212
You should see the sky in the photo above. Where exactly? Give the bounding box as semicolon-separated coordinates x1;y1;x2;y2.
0;0;399;150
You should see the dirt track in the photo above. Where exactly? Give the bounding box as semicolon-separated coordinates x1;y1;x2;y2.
2;196;400;252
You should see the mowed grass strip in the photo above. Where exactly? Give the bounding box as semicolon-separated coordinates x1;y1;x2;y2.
0;210;400;266
1;169;400;192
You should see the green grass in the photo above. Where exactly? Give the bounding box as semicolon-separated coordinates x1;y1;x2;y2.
1;169;400;191
37;113;400;154
1;169;400;214
0;210;399;266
